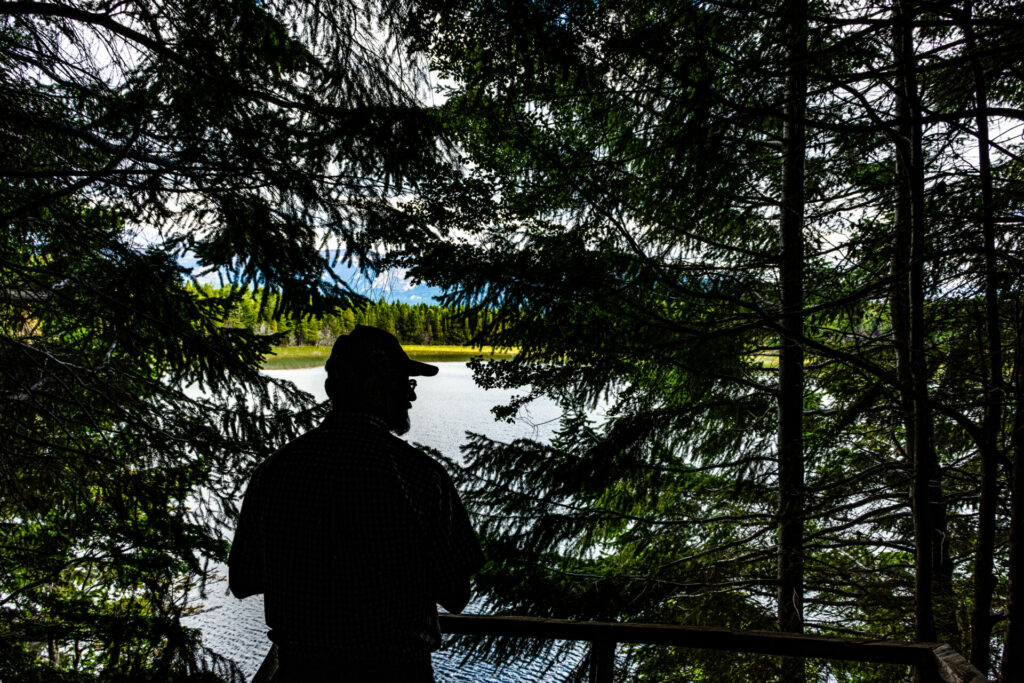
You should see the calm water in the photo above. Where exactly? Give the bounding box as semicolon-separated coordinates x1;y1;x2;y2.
185;363;584;681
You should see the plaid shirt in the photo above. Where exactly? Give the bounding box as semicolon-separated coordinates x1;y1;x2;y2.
228;411;483;663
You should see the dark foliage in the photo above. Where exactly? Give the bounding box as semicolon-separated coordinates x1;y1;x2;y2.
1;0;442;678
401;0;1024;679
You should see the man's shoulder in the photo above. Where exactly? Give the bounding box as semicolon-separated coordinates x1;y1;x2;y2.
384;434;454;485
247;416;455;493
249;427;322;480
254;411;376;468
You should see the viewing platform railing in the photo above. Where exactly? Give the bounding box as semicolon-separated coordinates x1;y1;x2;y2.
251;614;987;682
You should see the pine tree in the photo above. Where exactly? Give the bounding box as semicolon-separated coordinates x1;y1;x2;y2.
402;0;1024;678
1;0;443;677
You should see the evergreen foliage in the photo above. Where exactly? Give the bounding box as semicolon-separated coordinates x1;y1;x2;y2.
6;0;1024;680
1;0;441;678
401;0;1024;679
204;285;499;348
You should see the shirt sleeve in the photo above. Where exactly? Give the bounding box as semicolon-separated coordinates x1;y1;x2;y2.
228;468;266;599
432;470;485;586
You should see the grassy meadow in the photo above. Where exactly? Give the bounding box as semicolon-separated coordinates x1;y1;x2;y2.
262;344;518;370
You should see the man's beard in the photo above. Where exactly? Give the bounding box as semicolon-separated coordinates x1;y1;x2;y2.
387;404;411;435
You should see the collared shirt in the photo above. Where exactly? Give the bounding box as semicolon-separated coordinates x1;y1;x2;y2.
228;411;483;663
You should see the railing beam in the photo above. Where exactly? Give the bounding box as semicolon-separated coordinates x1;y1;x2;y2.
247;615;987;683
930;644;989;683
438;614;936;665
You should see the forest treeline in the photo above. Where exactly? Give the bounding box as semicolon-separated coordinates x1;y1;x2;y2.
4;1;1024;682
198;285;496;347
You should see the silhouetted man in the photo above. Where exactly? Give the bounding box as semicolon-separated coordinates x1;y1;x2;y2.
229;325;483;682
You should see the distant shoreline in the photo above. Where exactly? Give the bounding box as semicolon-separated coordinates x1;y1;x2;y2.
263;344;518;370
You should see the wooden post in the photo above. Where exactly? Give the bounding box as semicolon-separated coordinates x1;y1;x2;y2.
589;639;615;683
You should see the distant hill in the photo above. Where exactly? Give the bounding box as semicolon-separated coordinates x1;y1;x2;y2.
339;264;444;305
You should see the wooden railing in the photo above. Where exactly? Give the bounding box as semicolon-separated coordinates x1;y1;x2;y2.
251;614;988;682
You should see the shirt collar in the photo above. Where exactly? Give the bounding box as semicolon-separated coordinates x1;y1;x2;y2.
324;410;389;433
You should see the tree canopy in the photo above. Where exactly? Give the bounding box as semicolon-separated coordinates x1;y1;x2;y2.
5;0;1024;681
1;0;442;678
402;0;1024;679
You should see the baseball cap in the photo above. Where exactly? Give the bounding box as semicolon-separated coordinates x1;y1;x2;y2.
325;325;439;378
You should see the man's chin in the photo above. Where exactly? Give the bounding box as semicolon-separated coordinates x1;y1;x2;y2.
388;411;411;435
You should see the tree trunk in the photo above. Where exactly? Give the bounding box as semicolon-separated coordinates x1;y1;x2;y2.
963;0;1002;673
777;2;808;682
1004;306;1024;678
892;0;952;647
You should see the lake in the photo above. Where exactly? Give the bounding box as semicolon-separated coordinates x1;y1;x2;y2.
185;362;585;681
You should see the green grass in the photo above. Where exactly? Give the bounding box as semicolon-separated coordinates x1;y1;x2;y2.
262;344;518;370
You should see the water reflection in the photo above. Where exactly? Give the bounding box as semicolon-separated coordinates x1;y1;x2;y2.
188;363;583;681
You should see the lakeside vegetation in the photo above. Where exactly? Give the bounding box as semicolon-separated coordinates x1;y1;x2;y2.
198;285;503;349
263;344;518;369
205;287;520;368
